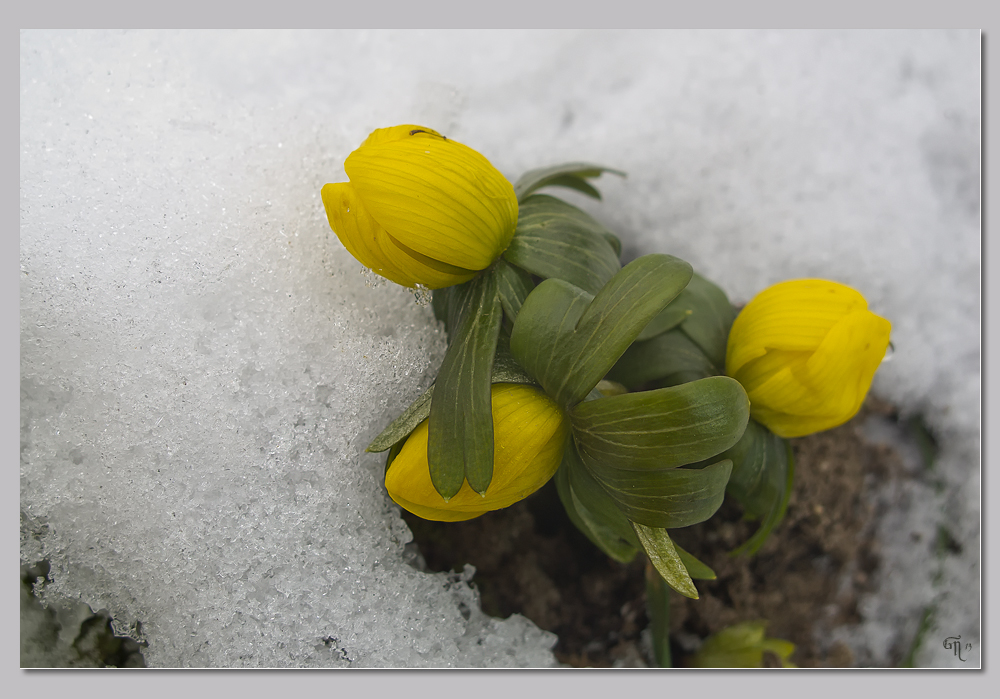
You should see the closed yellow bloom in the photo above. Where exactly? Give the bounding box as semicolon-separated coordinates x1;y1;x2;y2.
385;383;568;522
726;279;891;438
321;125;518;289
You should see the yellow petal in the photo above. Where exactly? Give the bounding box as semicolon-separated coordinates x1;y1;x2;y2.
749;310;889;419
727;279;870;377
345;128;517;270
384;384;568;522
321;182;477;289
359;124;444;148
736;316;890;438
383;235;479;289
748;407;838;439
800;308;891;421
728;349;811;400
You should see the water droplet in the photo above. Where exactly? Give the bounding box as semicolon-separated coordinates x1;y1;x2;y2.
881;341;895;363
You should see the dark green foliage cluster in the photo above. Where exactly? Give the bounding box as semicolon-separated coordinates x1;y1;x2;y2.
372;165;793;597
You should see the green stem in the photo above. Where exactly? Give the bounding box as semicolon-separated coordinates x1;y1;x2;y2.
645;559;672;667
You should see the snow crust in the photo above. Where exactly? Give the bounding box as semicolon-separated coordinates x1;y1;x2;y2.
20;30;979;667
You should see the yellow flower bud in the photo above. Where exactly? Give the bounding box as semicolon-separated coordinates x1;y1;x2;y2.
385;383;568;522
321;125;518;289
725;279;891;439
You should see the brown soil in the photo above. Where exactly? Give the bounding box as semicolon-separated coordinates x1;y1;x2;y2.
402;397;910;668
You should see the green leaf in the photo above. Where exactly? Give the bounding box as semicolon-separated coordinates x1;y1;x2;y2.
509;278;593;402
645;561;672;667
555;440;640;563
495;258;535;324
427;272;503;498
608;273;734;387
724;419;787;518
606;328;718;390
674;542;716;580
673;273;736;370
510;254;693;408
431;282;475;342
586;458;733;528
635;303;692;342
367;388;435;454
686;621;797;668
366;330;536;456
730;438;795;557
503;195;621;295
513;162;626;202
602;231;622;258
491;330;537;386
594;379;629;398
531;174;601;200
632;523;699;599
760;638;797;667
431;286;453;335
570;376;749;471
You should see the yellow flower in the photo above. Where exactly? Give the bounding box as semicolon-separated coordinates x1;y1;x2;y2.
385;383;568;522
321;125;518;289
726;279;891;438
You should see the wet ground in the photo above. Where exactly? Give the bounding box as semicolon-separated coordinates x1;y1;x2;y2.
403;398;916;668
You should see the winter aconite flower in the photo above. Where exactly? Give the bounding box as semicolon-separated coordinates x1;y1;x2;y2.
321;125;518;289
725;279;891;439
385;383;568;521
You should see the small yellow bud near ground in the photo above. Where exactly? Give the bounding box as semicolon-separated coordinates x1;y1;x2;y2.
385;383;568;522
686;620;797;668
726;279;891;438
321;125;518;289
